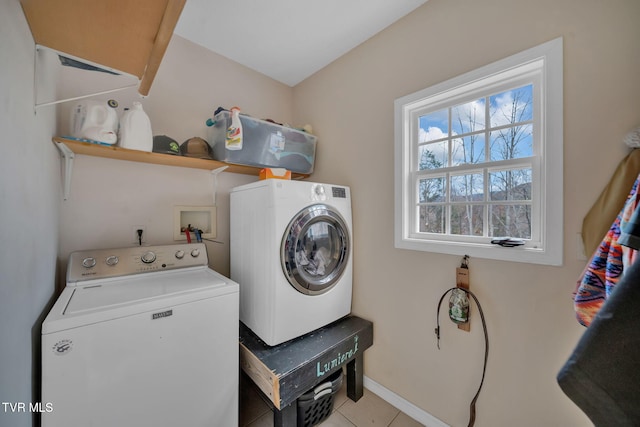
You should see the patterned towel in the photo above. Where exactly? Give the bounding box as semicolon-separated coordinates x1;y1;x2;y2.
575;175;640;327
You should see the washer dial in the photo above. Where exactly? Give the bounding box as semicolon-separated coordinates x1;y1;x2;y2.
141;251;156;264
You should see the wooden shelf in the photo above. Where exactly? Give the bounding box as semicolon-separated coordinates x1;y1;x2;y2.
53;136;309;200
52;137;310;178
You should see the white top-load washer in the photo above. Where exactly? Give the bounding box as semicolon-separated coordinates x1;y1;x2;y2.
231;180;353;346
41;243;239;427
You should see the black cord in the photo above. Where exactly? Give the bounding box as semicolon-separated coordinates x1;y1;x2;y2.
435;287;489;427
201;238;224;244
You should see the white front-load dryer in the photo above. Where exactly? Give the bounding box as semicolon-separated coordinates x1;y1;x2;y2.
231;180;352;346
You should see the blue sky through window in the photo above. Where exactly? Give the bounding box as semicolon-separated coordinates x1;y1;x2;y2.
418;84;534;167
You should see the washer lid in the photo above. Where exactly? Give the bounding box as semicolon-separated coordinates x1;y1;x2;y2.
66;267;228;314
43;267;238;334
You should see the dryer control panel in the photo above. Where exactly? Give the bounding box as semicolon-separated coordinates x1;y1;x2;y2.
66;243;208;284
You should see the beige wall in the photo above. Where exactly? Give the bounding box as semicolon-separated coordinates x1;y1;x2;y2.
0;2;59;426
57;36;294;277
293;0;640;426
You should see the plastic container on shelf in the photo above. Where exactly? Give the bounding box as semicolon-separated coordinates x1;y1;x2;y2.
119;102;153;152
207;110;317;174
69;99;119;145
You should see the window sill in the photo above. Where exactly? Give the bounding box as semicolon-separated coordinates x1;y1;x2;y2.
395;236;562;266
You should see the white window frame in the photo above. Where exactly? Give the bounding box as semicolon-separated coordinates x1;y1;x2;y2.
394;38;563;265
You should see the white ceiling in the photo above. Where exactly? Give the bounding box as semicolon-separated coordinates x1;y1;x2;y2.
174;0;428;87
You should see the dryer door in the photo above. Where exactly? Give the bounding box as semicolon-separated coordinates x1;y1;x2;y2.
281;204;350;295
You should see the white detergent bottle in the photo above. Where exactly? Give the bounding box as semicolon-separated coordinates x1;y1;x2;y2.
119;102;153;152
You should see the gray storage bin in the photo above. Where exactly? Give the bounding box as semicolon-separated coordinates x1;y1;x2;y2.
208;111;317;174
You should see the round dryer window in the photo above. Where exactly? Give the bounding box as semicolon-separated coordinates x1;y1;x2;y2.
281;204;350;295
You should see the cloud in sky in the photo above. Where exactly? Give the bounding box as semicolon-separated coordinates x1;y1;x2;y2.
419;126;447;143
452;99;485;134
490;85;533;127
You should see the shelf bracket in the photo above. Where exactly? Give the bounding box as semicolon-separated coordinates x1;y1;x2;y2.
210;166;229;206
34;45;139;110
54;141;75;200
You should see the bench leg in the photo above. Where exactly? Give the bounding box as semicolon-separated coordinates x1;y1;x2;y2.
273;402;296;427
346;353;364;402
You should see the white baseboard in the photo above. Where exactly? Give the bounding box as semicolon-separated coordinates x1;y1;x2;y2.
363;376;450;427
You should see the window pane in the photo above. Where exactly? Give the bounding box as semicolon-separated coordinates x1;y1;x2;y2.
450;173;483;201
452;98;485;135
419;177;446;203
419;205;445;233
451;205;483;236
489;168;532;201
451;134;485;166
418;142;447;170
490;204;532;238
489;124;533;161
419;109;448;143
489;84;533;127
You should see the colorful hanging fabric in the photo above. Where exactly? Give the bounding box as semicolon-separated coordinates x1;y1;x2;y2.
574;174;640;327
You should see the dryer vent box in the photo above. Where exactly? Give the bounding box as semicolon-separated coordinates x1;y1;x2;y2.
174;206;216;241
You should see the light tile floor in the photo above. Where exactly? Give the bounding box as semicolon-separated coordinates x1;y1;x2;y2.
240;373;424;427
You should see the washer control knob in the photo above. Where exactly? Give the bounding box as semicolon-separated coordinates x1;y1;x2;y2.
141;251;156;264
82;257;96;268
190;249;200;258
105;256;119;266
175;250;185;259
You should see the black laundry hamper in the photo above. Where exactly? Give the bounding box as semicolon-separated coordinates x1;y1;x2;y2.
296;370;343;426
